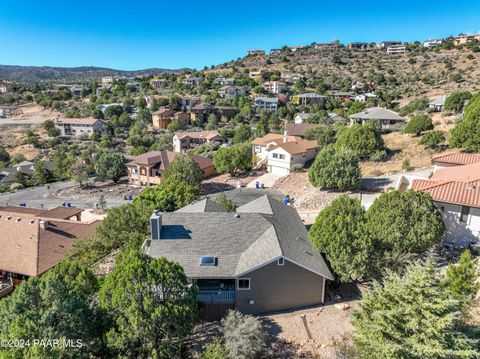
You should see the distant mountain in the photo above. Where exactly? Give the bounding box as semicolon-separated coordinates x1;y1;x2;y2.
0;65;191;83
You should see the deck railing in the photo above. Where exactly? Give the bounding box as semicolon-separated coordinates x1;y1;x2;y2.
197;290;235;304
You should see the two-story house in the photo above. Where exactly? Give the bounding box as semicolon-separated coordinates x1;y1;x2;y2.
292;93;327;106
254;97;279;112
173;131;225;153
218;86;247;98
54;117;108;137
152;108;190;130
142;195;334;318
262;81;287;94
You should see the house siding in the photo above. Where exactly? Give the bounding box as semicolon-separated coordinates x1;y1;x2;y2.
235;259;325;315
436;202;480;247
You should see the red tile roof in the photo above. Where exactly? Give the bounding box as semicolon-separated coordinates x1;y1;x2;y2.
127;151;213;170
432;152;480;166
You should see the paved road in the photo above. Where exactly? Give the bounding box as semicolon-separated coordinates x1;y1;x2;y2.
0;180;129;209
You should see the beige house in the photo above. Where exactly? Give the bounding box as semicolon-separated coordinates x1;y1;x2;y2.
127;151;215;186
143;195;334;318
173;131;225;153
54;117;108;137
152;108;190;129
349;107;405;129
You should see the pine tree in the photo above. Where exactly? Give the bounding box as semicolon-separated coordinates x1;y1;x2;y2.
446;249;479;301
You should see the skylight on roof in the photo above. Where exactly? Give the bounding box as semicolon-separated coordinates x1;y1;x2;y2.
199;256;217;266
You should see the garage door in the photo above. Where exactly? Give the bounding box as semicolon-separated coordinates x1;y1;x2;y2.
269;165;290;176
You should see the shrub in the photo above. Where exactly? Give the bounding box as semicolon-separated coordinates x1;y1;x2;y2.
335;124;385;160
404;114;433;136
420;130;445;149
221;310;266;359
444;91;472;112
446;250;479;301
450;92;480;150
200;339;229;359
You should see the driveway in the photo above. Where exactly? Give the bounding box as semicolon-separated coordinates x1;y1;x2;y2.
0;180;129;210
246;173;283;188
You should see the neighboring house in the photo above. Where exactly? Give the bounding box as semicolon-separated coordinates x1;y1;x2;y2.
288;46;304;52
70;85;86;96
249;71;261;79
348;42;368;49
262;81;287;94
0;206;99;287
328;90;354;101
183;77;203;86
142;195;334;317
431;152;480;172
101;76;114;85
180;96;202;109
0;161;55;186
0;105;22;118
54;117;108;137
349;107;405;128
254;97;279;112
429;95;447;112
173;131;225;153
213;77;235;86
294;111;346;124
282;73;303;82
397;161;480;248
266;138;319;175
247;50;265;55
292;93;327;106
127;151;215;186
354;92;377;102
454;34;480;46
252;133;302;162
190;105;238;122
150;79;168;89
152;108;190;129
423;39;443;47
313;41;338;49
218;86;247;98
376;41;401;49
387;45;407;55
285;123;319;138
0;86;8;94
270;48;281;54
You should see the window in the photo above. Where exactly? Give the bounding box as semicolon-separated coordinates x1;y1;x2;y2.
279;154;286;160
237;278;250;290
273;153;279;159
277;258;285;265
199;256;217;266
460;206;470;223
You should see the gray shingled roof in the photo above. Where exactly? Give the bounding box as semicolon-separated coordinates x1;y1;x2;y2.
146;195;334;280
175;198;228;213
429;95;447;106
349;107;405;121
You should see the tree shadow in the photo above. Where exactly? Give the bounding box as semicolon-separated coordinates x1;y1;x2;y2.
202;182;235;194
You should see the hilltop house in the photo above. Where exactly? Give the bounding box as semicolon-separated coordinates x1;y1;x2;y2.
127;151;215;186
218;86;247;98
423;39;443;47
152;108;190;129
292;93;327;106
180;96;202;109
142;195;334;317
396;155;480;248
354;93;377;103
262;81;287;94
183;77;203;86
454;34;480;46
150;79;168;89
429;95;447;112
387;45;407;55
349;107;405;129
173;131;225;153
328;90;354;101
54;117;108;137
190;105;238;122
247;50;265;56
376;41;402;49
293;112;346;125
0;206;99;293
348;42;368;49
213;77;235;86
254;97;279;112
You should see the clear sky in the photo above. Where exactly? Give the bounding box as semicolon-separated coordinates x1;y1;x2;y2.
1;0;479;70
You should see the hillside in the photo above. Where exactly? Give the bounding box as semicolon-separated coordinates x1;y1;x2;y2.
0;65;190;83
216;46;480;104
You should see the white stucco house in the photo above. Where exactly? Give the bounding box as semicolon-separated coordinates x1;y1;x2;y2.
54;117;108;137
396;154;480;248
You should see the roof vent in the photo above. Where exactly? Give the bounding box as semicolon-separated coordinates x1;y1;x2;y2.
199;256;217;266
234;213;240;219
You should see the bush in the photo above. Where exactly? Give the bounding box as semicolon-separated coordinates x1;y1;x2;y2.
200;339;229;359
446;250;479;301
404;114;433;136
420;130;445;149
303;125;336;146
213;143;252;175
162;154;203;187
221;310;266;359
309;146;361;191
450;92;480;150
444;91;472;112
335;124;385;160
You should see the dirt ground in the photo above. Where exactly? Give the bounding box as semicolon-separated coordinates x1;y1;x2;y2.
8;103;60;122
272;172;344;211
202;171;267;194
0;125;46;160
53;180;141;200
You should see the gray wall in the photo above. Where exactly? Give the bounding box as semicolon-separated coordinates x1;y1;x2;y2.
235;259;325;315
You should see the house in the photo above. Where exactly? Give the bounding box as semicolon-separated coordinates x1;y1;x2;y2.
247;50;265;56
376;41;401;49
270;48;281;54
218;86;247;98
252;133;302;162
397;161;480;248
190;105;238;122
70;85;86;96
54;117;108;137
354;92;377;103
249;71;262;79
454;34;480;46
0;161;55;186
127;151;215;186
429;95;447;112
262;81;287;94
180;96;202;109
313;41;339;50
292;93;327;106
254;97;279;112
285;123;319;138
348;42;368;49
0;105;22;118
150;79;168;89
288;46;304;52
213;77;235;86
0;86;8;94
0;206;99;288
101;76;114;85
173;131;225;153
349;107;405;128
431;152;480;171
423;39;443;48
281;73;304;83
183;77;203;86
152;108;190;129
328;90;354;101
266;138;319;175
142;195;334;316
387;45;407;55
294;111;346;124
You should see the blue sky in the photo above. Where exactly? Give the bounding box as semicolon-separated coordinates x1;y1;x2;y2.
1;0;479;70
